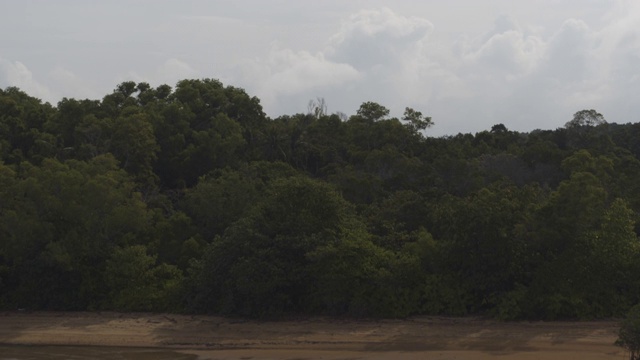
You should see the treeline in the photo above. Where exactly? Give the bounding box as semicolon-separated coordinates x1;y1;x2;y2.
1;79;640;319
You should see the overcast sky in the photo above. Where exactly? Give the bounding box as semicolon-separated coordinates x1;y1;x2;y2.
1;0;639;136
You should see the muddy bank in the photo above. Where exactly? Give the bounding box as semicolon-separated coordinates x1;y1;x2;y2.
0;312;625;359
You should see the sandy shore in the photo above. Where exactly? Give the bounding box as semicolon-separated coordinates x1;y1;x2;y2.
0;311;626;359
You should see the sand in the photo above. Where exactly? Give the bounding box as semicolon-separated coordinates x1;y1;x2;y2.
0;311;626;359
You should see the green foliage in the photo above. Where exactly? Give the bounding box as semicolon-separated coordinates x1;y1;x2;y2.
566;109;606;128
182;162;296;241
105;245;183;312
402;107;433;133
109;111;159;182
617;304;640;360
1;82;640;320
149;79;257;188
189;176;355;316
0;87;56;164
308;231;421;317
356;101;390;122
0;155;151;309
430;186;534;313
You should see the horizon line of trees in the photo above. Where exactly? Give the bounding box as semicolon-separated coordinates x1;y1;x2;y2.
1;79;640;319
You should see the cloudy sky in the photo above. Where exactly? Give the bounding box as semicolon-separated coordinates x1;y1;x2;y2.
1;0;639;136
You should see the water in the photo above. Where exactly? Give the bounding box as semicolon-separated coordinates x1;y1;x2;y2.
0;345;197;360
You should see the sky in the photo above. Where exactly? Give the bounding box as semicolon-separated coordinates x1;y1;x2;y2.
1;0;639;136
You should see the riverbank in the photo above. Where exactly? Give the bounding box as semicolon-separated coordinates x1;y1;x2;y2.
0;311;625;359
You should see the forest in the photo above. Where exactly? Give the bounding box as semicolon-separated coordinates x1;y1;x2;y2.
1;79;640;320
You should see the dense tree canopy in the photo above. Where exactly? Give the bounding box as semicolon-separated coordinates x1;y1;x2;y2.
1;81;640;319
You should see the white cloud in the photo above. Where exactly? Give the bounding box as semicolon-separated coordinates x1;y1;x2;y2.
327;7;433;70
540;19;594;83
0;58;55;102
592;0;640;121
49;66;100;100
447;17;600;132
338;7;430;38
234;45;361;114
4;1;640;134
123;58;199;88
464;30;545;81
156;6;640;132
232;8;444;117
258;47;360;94
156;58;199;84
